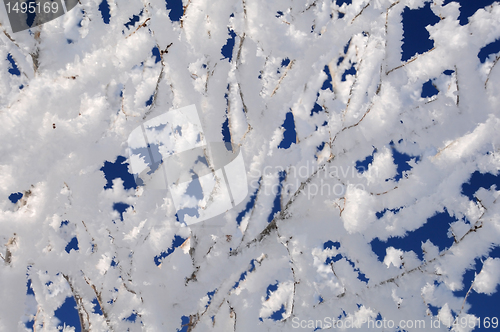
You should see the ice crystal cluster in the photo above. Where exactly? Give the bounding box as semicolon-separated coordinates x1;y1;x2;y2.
1;0;500;330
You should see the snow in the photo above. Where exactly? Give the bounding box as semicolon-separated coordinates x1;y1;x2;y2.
473;257;500;295
1;0;500;330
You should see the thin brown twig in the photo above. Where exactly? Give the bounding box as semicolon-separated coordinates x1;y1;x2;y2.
125;18;150;39
386;47;435;75
351;2;370;24
484;56;499;89
63;274;90;332
271;60;295;97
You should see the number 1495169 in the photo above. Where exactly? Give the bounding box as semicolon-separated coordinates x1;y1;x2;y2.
5;1;59;14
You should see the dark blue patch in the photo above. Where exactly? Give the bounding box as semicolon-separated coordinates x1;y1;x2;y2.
443;69;455;76
343;39;351;54
478;38;500;63
25;319;34;330
325;252;342;265
178;315;190;332
341;64;356;81
92;298;103;315
221;28;236;61
310;102;323;115
428;304;439;316
236;182;259;225
166;0;183;22
152;46;161;63
337;56;344;66
371;209;456;261
443;0;497;26
113;202;130;221
269;304;286;321
8;192;23;204
65;237;79;253
324;241;342;264
205;289;216;307
461;171;500;201
101;156;137;190
461;283;500;323
98;0;111;24
78;10;84;27
344;257;369;282
281;58;290;67
278;112;297;149
490;245;500;259
321;65;333;91
376;207;401;219
154;235;186;266
233;259;259;288
266;281;279;300
357;270;369;283
324;240;341;250
355;149;376;173
268;171;286;223
233;271;247;289
6;54;20;76
26;0;36;27
124;11;142;30
145;94;154;106
401;2;440;62
458;261;483;299
221;116;232;150
26;279;35;295
421;79;439;98
249;259;256;272
336;0;352;7
55;296;81;332
276;11;284;17
316;142;326;154
390;144;420;181
60;220;69;227
124;312;137;322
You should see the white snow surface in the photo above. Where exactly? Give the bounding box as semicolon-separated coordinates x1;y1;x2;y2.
0;0;500;331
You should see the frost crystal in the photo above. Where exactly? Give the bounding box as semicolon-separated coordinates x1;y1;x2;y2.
1;0;500;330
